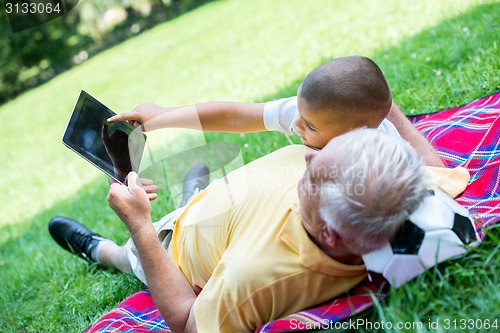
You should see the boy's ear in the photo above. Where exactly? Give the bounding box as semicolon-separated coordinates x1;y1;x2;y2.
319;225;340;248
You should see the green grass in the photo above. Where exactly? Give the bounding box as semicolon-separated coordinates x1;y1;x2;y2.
0;0;499;331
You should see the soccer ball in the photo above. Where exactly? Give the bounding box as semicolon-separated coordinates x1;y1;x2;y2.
361;189;481;288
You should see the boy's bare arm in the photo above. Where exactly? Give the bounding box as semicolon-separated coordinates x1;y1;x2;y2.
387;102;445;167
196;102;266;132
108;102;266;133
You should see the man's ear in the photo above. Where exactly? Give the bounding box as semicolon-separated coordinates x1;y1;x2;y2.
319;225;340;248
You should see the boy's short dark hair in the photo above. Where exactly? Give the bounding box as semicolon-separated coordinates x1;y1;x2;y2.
300;56;392;124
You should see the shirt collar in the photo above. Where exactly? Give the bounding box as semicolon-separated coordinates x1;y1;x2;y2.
278;199;366;277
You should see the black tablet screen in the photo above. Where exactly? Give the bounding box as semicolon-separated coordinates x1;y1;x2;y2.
63;91;146;184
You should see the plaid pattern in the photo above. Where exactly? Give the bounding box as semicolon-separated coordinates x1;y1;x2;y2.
84;290;170;333
84;92;500;333
411;92;500;237
255;275;387;333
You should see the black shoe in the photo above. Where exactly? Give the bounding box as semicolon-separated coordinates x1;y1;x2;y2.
181;163;210;206
48;216;108;262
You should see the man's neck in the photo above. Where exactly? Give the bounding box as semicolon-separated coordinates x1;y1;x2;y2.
307;232;361;265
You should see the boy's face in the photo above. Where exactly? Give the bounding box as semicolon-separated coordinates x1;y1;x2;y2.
294;95;344;149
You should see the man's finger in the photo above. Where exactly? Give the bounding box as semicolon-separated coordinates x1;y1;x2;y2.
139;178;154;186
126;172;140;190
107;182;126;202
142;185;158;193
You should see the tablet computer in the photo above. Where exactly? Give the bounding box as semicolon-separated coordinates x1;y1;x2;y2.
62;90;146;184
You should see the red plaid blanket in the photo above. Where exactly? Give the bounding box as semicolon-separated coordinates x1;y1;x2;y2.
84;92;500;333
411;92;500;236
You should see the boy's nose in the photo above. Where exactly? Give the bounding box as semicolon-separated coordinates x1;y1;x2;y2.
293;117;305;131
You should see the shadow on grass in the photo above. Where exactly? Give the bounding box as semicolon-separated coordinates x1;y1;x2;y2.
371;2;500;115
0;179;147;331
0;2;499;332
205;2;500;165
254;1;499;115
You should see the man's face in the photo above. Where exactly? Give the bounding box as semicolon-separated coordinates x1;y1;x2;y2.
297;140;338;237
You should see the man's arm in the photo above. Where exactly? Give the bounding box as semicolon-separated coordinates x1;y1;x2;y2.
108;102;266;133
107;172;197;333
386;102;445;167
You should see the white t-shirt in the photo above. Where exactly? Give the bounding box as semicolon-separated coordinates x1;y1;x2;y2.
263;96;401;138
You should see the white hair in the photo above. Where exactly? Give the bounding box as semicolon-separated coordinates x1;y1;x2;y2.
319;128;428;255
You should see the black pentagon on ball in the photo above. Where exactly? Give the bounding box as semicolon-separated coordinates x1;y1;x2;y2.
390;220;426;255
452;213;476;244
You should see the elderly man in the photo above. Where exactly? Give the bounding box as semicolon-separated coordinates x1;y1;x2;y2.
49;128;427;333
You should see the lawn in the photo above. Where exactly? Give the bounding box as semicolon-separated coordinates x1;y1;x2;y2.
0;0;499;332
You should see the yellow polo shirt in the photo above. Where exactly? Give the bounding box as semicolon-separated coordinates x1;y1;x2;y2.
170;144;470;332
171;145;367;332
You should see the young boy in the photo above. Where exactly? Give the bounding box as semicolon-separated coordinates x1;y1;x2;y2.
108;55;444;167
